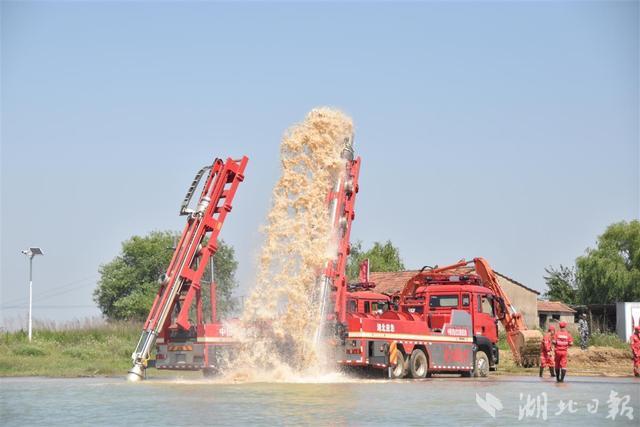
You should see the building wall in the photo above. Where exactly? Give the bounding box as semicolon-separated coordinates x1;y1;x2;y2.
561;314;574;324
496;275;538;328
539;313;575;330
616;302;640;342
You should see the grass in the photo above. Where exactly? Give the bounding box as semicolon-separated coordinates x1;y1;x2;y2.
1;320;631;378
0;319;141;377
586;332;628;349
498;328;628;350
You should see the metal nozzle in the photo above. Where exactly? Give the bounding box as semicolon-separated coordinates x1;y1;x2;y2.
195;196;211;216
126;364;145;382
341;135;354;161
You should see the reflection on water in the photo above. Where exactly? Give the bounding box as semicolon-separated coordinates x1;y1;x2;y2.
0;376;638;426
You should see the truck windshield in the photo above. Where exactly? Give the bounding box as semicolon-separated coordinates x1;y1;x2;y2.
429;295;459;308
372;301;387;312
364;300;387;313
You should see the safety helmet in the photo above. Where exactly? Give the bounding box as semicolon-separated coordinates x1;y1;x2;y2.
635;325;640;332
559;321;567;328
548;325;555;332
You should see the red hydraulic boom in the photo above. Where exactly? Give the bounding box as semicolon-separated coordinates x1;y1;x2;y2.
315;137;361;343
127;156;248;381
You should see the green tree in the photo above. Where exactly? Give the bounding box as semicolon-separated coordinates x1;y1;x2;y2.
576;220;640;304
207;241;239;318
94;231;239;321
347;240;405;281
543;265;578;304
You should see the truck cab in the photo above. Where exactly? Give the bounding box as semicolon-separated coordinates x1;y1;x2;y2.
399;274;500;370
346;291;391;318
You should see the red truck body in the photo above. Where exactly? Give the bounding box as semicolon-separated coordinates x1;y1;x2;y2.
335;276;499;378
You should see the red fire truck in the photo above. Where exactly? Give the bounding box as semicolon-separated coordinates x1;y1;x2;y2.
336;259;541;378
319;143;540;378
335;280;479;378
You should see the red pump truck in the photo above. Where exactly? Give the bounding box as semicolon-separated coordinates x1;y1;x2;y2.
127;156;248;381
334;258;541;378
314;140;476;378
318;142;540;378
311;140;475;378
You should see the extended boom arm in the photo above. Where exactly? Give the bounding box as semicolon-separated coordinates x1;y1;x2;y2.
127;156;247;381
315;137;360;344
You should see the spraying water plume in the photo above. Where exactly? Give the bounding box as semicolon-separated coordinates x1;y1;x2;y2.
227;107;354;381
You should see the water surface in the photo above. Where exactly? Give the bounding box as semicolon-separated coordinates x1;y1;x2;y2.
1;375;638;426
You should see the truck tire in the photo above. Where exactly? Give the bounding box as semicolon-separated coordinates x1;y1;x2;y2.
390;351;406;379
474;351;490;378
409;349;428;379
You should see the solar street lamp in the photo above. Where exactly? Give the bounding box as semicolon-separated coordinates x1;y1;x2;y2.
21;247;44;342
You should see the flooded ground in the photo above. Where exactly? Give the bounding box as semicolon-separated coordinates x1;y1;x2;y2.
1;375;638;426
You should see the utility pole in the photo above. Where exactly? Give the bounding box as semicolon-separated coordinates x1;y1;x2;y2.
21;247;44;342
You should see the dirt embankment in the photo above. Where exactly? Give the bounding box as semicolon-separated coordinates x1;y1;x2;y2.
565;346;633;376
498;346;635;377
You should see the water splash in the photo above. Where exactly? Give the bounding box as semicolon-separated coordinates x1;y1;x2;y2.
225;108;353;382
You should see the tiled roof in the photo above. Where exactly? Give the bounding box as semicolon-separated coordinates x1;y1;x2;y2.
368;270;421;294
368;268;540;295
537;300;576;314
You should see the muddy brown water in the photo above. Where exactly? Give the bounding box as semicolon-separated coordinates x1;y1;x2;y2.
1;375;638;426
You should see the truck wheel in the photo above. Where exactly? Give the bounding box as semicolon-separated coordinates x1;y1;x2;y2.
390;351;406;379
409;349;428;379
474;351;489;378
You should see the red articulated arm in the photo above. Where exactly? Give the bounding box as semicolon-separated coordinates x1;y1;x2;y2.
400;259;470;299
472;257;541;367
472;257;527;332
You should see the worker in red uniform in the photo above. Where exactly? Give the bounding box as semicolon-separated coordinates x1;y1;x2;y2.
631;325;640;377
539;325;555;378
552;321;573;382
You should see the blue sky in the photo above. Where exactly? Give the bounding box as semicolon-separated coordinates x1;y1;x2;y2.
1;1;638;324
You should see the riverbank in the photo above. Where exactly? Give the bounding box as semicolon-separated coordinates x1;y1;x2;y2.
493;330;635;377
1;324;636;378
495;346;634;377
0;321;140;377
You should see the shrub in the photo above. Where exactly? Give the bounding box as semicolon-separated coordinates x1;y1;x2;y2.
13;345;47;357
588;332;628;350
